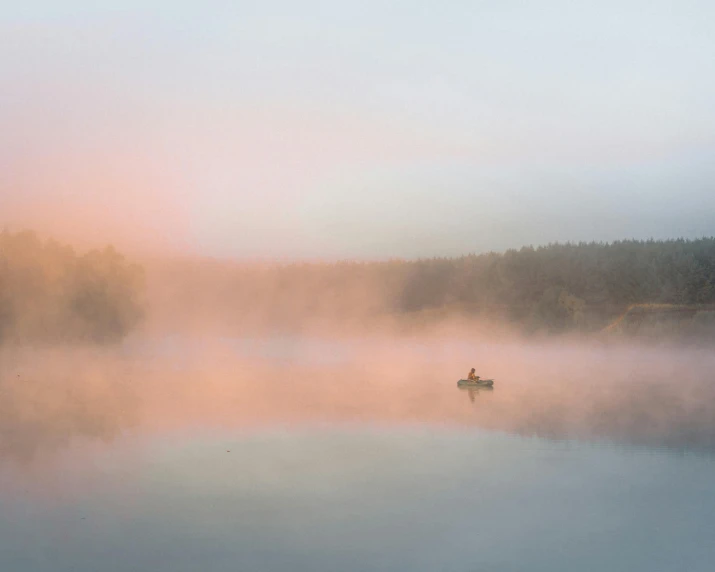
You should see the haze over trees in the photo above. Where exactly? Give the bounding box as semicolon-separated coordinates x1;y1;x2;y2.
0;230;145;344
2;230;714;342
149;237;715;336
391;238;715;332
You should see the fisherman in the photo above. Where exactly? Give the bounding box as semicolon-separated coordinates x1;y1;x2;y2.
467;368;480;381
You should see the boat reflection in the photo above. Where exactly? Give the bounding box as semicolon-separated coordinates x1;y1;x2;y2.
457;384;494;403
2;340;715;467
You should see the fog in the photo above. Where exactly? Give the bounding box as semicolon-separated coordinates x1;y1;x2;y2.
2;333;714;479
2;228;715;476
5;241;713;571
4;3;715;569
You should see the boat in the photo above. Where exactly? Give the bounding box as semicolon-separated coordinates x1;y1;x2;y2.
457;378;494;387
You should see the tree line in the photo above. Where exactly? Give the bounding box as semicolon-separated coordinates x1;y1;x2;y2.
154;237;715;334
3;230;714;340
388;238;715;331
0;230;144;343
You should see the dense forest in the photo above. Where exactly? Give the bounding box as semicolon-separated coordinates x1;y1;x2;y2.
0;230;145;344
390;238;715;332
3;231;715;341
150;238;715;336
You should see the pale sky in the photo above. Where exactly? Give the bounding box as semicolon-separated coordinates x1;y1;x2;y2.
1;1;714;259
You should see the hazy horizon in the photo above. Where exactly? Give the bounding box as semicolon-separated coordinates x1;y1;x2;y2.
3;5;715;571
2;1;715;259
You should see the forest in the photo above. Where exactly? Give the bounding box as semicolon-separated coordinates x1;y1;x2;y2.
2;231;715;342
150;237;715;336
389;238;715;332
0;230;145;344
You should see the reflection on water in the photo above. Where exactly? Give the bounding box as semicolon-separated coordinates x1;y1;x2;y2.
2;428;715;572
0;350;139;464
458;385;494;403
1;337;715;571
3;337;715;457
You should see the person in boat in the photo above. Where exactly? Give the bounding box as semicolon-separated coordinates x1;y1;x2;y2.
467;368;480;381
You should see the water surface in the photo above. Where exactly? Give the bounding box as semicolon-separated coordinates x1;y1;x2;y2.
1;337;714;571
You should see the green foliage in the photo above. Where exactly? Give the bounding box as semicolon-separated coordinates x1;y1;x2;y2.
0;230;144;344
212;238;715;333
387;239;715;330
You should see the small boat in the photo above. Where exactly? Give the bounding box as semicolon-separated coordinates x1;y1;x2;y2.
457;378;494;388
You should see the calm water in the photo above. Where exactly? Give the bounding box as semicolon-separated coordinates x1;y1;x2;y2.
1;336;715;571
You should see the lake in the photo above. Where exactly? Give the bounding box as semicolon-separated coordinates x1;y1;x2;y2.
1;336;714;571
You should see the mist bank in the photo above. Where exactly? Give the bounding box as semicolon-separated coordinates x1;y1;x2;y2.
3;230;715;342
3;339;715;468
0;230;144;344
146;238;715;339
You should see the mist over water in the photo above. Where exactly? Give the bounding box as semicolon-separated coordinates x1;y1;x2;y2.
4;0;715;567
2;236;715;570
2;335;715;462
2;334;715;571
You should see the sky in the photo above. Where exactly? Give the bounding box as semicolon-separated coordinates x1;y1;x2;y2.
1;0;714;259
